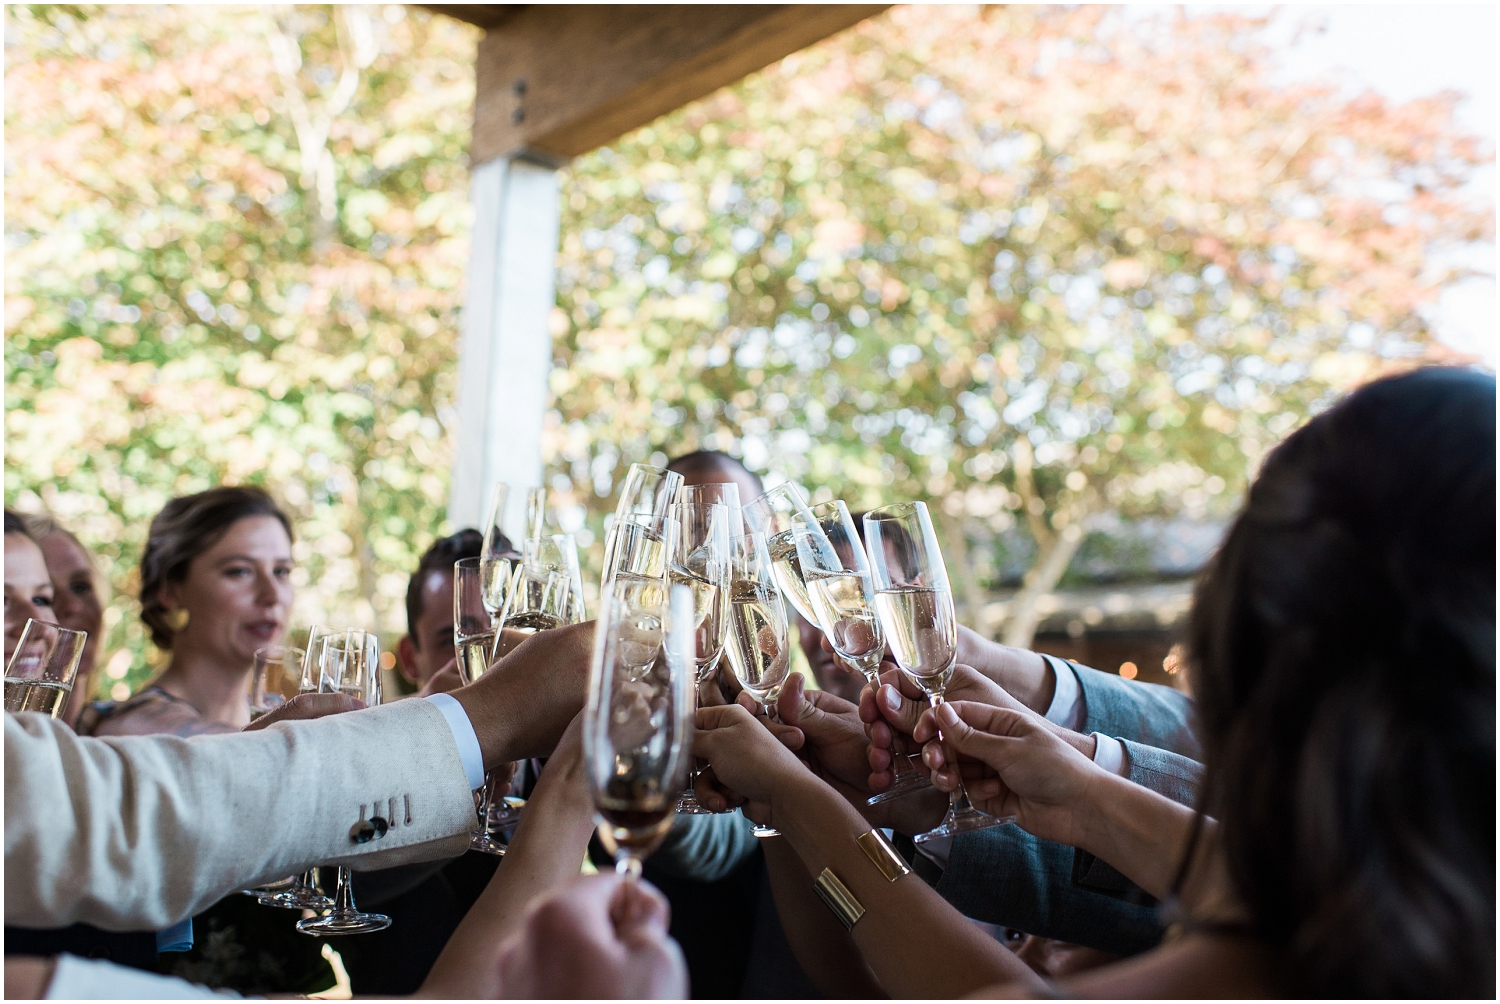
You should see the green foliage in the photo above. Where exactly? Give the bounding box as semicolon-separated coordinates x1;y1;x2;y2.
5;4;479;693
6;5;1489;682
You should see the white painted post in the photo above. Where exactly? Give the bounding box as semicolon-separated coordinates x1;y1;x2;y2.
449;155;560;540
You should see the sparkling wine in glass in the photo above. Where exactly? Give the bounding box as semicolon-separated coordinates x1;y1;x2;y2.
792;501;932;805
586;578;695;877
453;557;509;855
669;500;732;814
745;483;821;626
4;620;86;718
864;502;1007;844
723;531;792;837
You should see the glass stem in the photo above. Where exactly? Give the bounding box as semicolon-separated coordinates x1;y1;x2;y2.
616;855;643;880
929;693;978;813
475;770;495;832
333;866;356;915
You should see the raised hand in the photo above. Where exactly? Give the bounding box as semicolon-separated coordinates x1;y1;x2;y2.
489;874;687;999
453;619;595;768
242;692;363;730
690;703;805;823
912;700;1102;846
769;672;875;792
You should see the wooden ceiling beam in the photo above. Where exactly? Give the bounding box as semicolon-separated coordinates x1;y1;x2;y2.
467;4;888;166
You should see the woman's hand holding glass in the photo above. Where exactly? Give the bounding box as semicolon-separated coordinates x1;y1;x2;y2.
911;699;1107;850
688;703;814;828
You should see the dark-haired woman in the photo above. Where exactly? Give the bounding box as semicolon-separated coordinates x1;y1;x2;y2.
692;366;1494;998
80;486;295;738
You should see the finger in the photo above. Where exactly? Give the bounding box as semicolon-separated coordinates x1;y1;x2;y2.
243;693;363;730
612;877;672;941
932;701;1014;767
858;683;881;725
876;683;925;739
696;703;757;730
775;672;806;726
761;718;806;751
735;691;760;715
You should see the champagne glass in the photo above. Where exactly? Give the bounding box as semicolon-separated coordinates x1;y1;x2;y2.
864;502;1007;843
723;531;792;837
614;463;685;523
258;628;336;910
4;620;86;717
455;557;508;856
297;630;392;936
745;483;821;625
524;486;549;544
602;514;674;589
524;533;586;623
678;482;743;529
248;645;305;719
585;577;695;878
669;501;732;814
792;501;933;805
480;483;518;624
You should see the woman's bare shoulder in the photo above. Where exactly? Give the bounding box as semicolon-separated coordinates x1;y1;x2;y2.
967;933;1281;999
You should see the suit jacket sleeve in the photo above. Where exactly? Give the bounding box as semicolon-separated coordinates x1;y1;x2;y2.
5;700;475;932
1073;663;1201;760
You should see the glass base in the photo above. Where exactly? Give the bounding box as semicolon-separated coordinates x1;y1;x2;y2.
676;790;718;814
912;805;1012;845
866;761;934;805
469;831;508;856
750;823;781;837
296;910;391;936
257;888;332;911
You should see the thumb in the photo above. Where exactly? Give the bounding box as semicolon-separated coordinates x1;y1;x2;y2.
775;672;807;726
932;701;1013;766
874;679;926;739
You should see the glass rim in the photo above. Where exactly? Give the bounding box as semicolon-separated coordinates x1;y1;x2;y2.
253;643;305;661
804;498;852;518
863;500;927;521
746;481;808;510
18;619;86;644
455;555;482;568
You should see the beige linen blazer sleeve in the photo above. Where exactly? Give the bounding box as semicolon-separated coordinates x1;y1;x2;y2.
5;699;475;931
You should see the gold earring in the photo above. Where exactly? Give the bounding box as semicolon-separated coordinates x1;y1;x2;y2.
164;608;190;632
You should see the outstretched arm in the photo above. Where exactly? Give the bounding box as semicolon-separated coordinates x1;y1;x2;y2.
694;704;1049;999
420;711;596;998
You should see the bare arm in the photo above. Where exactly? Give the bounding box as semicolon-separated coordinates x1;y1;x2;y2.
419;712;596;999
762;835;887;998
695;705;1049;999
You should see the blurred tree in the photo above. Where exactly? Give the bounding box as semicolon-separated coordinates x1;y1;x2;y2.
548;5;1490;645
5;4;479;694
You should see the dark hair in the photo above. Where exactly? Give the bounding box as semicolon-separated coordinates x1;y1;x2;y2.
5;509;31;539
1187;367;1495;996
405;528;491;646
666;450;765;496
139;486;293;649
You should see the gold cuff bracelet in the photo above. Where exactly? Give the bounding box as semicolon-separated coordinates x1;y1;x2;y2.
856;829;912;882
813;867;865;930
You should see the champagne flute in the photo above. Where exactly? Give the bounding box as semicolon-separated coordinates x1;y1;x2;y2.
524;486;548;544
614;463;685;523
792;501;933;805
455;557;508;856
864;502;1007;844
524;533;587;624
669;500;732;814
480;483;517;625
297;629;392;936
258;627;336;910
744;483;821;625
722;531;792;837
4;620;86;717
585;577;695;878
247;645;305;719
602;514;674;589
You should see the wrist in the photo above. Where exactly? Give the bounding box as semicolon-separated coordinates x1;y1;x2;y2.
453;675;517;770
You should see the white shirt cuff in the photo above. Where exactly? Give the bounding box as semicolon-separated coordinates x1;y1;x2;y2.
48;954;244;999
1042;654;1083;731
1091;732;1129;777
426;692;486;790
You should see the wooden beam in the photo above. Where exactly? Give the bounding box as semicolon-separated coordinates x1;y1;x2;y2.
470;4;888;165
418;5;526;31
